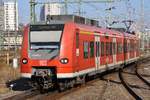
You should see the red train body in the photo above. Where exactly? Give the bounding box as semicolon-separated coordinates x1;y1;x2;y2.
20;21;140;91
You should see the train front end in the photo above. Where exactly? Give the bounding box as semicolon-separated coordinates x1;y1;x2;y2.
21;24;64;90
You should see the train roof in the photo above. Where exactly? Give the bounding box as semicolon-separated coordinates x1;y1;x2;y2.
73;22;138;39
74;22;123;35
46;15;99;27
28;19;138;40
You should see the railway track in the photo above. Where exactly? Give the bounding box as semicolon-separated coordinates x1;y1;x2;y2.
2;89;40;100
3;77;100;100
119;68;142;100
135;67;150;87
29;78;100;100
36;70;119;100
119;62;150;100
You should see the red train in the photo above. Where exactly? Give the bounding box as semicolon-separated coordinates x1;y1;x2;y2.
21;16;140;91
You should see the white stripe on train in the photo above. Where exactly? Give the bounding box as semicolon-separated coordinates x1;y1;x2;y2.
21;57;139;78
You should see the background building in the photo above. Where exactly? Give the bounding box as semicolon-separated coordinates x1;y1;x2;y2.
40;3;65;21
0;0;4;31
4;1;18;31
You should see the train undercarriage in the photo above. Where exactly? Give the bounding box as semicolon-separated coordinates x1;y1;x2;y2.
30;67;87;92
31;67;57;92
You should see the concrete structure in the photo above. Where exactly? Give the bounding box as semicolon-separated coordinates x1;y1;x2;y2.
40;3;65;21
144;29;150;50
3;35;22;46
4;1;18;31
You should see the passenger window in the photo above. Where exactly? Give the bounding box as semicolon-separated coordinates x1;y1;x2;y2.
96;42;100;57
106;42;109;56
117;43;123;54
83;42;89;58
98;42;100;56
90;42;94;57
128;43;130;52
110;42;112;55
130;41;133;52
101;42;104;56
96;42;98;57
113;43;116;55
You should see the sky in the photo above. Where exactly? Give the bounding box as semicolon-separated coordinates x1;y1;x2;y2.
18;0;150;28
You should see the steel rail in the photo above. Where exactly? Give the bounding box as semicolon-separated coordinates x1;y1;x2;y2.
135;67;150;87
119;68;142;100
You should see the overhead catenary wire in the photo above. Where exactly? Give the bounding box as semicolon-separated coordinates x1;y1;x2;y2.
30;0;116;24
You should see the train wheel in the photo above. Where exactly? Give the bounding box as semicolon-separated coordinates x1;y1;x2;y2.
39;86;46;94
81;75;86;85
70;80;75;88
58;82;66;92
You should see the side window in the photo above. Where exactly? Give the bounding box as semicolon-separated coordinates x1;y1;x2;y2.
96;42;100;57
117;43;119;54
76;32;79;48
90;42;94;57
98;42;100;56
101;42;104;56
117;43;123;54
128;43;130;52
113;43;116;54
110;42;112;55
133;41;135;52
83;42;89;58
106;42;109;56
124;40;127;53
130;41;133;52
137;41;139;51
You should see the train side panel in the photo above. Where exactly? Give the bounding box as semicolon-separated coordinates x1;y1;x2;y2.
20;26;31;77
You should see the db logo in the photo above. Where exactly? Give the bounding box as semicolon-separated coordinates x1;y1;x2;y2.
39;60;47;66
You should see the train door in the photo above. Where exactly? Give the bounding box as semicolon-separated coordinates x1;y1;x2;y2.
95;35;100;70
112;38;116;64
75;30;80;72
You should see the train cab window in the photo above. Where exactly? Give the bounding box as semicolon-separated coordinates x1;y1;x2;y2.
83;42;89;58
101;42;105;56
30;24;64;50
29;24;64;59
76;32;79;48
90;42;94;57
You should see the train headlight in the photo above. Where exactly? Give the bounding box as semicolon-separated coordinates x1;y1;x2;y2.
22;58;28;64
60;58;69;64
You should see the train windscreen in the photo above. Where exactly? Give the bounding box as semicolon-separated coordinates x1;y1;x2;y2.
30;31;61;49
29;24;64;59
